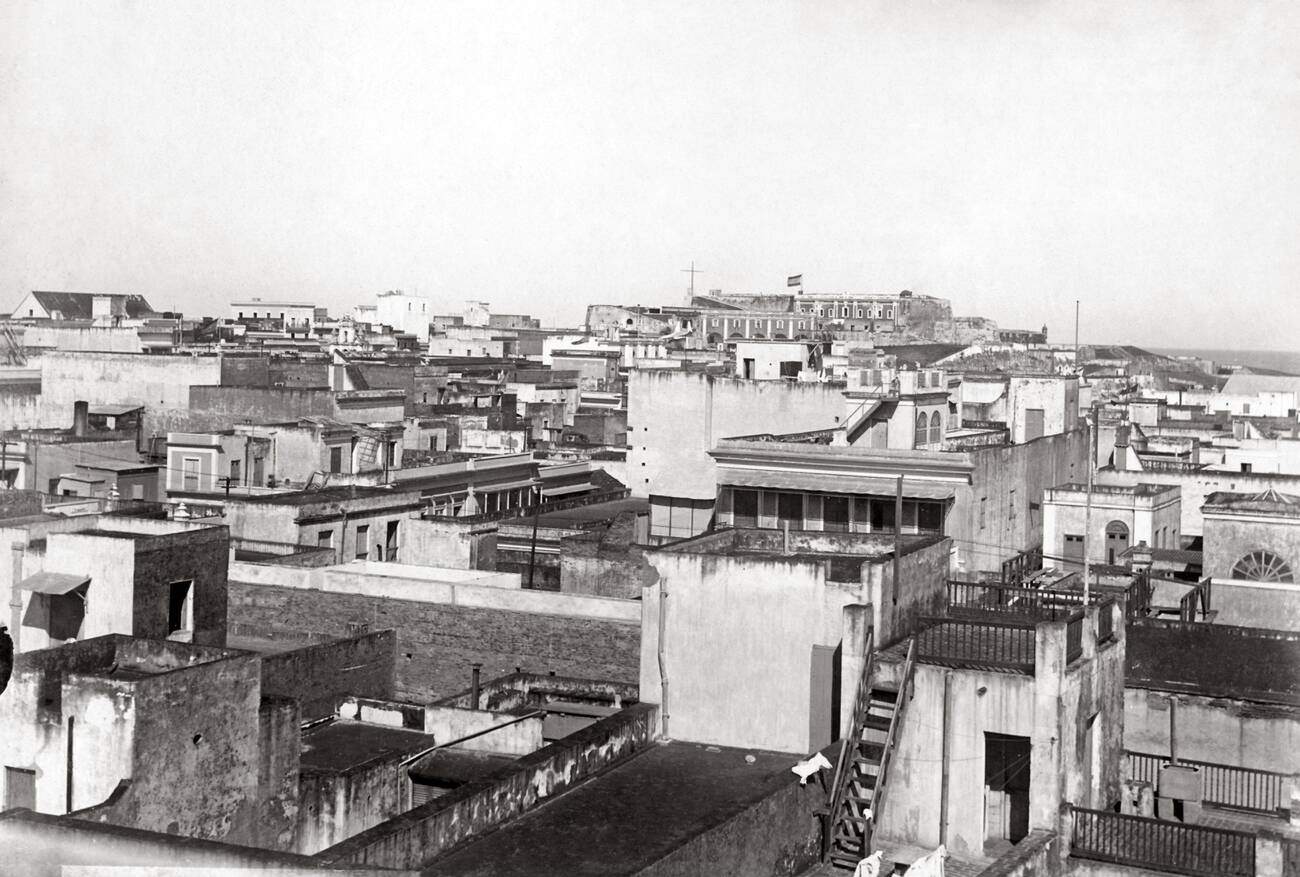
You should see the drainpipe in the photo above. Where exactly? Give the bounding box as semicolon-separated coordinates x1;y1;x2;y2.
939;671;952;846
893;475;903;608
470;664;481;709
657;575;669;739
9;542;24;652
1168;696;1178;766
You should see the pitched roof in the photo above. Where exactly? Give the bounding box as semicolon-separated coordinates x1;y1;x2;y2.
29;291;155;320
1203;487;1300;518
1222;373;1300;397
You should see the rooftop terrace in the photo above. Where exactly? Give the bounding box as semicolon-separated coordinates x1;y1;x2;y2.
424;742;805;877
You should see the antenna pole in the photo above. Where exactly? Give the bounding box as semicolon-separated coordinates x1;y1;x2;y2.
681;262;703;305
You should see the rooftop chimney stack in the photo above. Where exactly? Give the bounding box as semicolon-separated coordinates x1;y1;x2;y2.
73;401;89;438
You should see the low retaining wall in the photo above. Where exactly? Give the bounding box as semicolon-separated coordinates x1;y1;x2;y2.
314;702;658;870
977;830;1062;877
635;771;823;877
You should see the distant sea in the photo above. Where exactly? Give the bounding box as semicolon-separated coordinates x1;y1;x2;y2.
1153;348;1300;376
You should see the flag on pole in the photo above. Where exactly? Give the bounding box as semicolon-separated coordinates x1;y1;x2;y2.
787;274;802;288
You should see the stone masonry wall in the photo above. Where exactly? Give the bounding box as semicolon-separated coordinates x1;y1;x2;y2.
228;581;640;703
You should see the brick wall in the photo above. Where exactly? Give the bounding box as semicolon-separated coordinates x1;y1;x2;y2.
229;582;640;703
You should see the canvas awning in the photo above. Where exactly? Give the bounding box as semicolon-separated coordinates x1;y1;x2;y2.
476;478;538;494
540;482;593;498
16;572;90;595
89;403;144;417
718;468;958;500
960;380;1007;404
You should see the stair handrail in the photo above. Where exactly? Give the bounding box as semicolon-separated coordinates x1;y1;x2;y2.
864;635;917;854
823;625;875;861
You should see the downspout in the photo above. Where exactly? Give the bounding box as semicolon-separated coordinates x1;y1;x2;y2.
657;575;669;739
940;671;952;846
9;542;23;652
893;475;903;608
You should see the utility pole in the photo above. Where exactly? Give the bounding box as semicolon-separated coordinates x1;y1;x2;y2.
526;484;542;589
1082;403;1097;602
1074;299;1080;374
681;262;703;305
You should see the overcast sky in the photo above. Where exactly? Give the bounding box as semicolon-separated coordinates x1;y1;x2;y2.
1;1;1296;349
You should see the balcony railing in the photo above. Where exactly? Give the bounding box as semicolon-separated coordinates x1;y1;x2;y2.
1126;751;1293;816
947;579;1090;621
917;617;1037;673
1071;806;1254;877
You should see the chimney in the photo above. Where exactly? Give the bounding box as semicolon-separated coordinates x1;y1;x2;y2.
73;401;89;438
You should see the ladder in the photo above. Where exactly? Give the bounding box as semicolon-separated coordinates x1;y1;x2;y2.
824;635;918;869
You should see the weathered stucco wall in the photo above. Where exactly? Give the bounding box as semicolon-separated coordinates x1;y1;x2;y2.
632;764;823;877
640;551;844;754
401;518;498;570
314;703;658;871
0;811;386;877
957;428;1089;576
1203;512;1300;582
1097;466;1300;537
38;352;223;436
259;631;396;721
627;370;846;501
877;604;1124;858
107;652;266;845
1123;687;1300;773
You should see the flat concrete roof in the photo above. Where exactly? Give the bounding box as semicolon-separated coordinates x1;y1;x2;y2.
408;748;517;787
425;741;802;877
300;719;437;774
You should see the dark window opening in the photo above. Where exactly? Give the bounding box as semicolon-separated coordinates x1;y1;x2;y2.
732;490;758;528
168;581;193;635
823;495;849;532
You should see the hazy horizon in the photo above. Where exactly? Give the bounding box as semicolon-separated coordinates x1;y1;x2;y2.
2;1;1297;347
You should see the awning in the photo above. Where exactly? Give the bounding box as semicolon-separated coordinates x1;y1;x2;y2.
475;478;538;494
718;468;958;500
960;380;1007;405
541;482;593;498
89;403;143;417
17;572;91;595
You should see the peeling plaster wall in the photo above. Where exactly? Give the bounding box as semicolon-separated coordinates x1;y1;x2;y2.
314;703;658;871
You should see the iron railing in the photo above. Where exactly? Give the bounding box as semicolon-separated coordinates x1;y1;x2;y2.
917;617;1036;672
1000;548;1043;587
1071;806;1254;877
1126;751;1293;816
947;579;1089;621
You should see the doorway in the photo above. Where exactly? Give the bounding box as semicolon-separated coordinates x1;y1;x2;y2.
1105;521;1130;565
168;580;193;637
985;733;1031;844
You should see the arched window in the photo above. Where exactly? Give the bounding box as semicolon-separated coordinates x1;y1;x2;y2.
929;411;943;444
915;411;929;448
1231;550;1294;583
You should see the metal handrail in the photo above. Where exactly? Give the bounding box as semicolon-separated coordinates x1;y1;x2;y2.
823;627;874;862
867;637;916;854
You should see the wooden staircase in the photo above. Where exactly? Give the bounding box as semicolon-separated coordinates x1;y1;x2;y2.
823;634;917;870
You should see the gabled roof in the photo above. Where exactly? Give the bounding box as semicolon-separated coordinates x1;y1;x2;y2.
1203;487;1300;518
27;291;155;319
1222;373;1300;397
